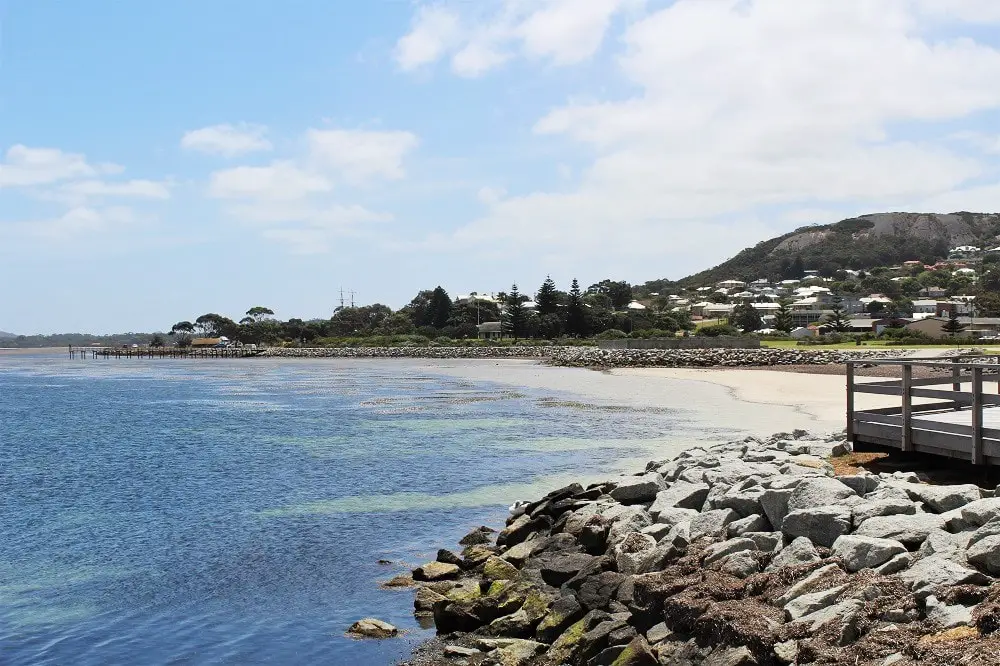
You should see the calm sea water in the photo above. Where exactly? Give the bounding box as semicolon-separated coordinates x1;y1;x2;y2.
0;355;695;665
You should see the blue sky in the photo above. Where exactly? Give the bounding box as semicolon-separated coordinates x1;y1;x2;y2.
4;0;1000;333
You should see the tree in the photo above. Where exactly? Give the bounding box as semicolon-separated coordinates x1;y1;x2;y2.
566;278;587;337
787;256;805;279
170;321;195;335
588;279;633;310
538;314;563;339
824;297;851;333
731;302;762;333
503;284;526;341
773;299;794;333
149;333;166;347
401;290;435;328
245;306;275;322
942;312;968;338
194;313;238;338
536;276;560;315
428;287;453;329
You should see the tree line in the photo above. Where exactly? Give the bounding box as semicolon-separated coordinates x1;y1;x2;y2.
166;277;693;346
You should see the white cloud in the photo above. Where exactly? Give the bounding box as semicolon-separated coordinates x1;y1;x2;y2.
477;186;506;204
181;123;272;157
0;145;118;188
433;0;1000;275
394;0;632;77
395;5;462;71
208;161;331;201
1;206;140;242
60;179;172;200
307;129;419;183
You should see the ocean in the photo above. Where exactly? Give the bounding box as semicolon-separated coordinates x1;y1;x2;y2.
0;354;705;664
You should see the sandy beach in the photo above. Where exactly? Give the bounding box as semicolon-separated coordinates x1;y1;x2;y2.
422;359;888;437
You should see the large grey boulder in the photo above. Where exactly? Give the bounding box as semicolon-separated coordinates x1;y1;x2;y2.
760;488;794;529
925;595;973;629
727;513;771;537
648;483;710;517
782;505;852;548
786;477;858;513
900;483;981;513
961;498;1000;527
712;486;766;517
703;538;757;566
831;535;907;572
743;531;781;552
838;474;879;495
776;563;845;606
792;600;863;635
604;505;653;544
852;498;917;527
785;586;847;622
873;552;911;576
610;474;665;504
766;537;820;570
918;529;972;563
897;556;990;599
689;509;741;541
718;551;761;578
966;534;1000;575
854;513;944;547
652;506;699;527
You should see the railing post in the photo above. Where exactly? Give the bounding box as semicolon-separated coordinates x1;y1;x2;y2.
846;362;855;443
901;363;913;452
953;357;962;410
973;366;984;465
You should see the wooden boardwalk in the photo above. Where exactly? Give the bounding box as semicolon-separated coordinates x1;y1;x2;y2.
848;356;1000;466
70;346;260;360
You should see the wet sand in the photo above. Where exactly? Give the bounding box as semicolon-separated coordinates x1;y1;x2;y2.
419;359;882;437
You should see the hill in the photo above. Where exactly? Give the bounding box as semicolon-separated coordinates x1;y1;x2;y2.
675;212;1000;286
0;330;16;339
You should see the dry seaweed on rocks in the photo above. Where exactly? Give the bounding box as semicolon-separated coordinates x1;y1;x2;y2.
397;430;1000;665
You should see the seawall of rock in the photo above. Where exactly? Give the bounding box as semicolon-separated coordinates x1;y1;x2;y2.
547;348;909;368
256;346;908;368
399;431;1000;666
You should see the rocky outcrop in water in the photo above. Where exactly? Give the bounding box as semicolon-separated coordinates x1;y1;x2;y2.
401;431;1000;665
257;346;906;368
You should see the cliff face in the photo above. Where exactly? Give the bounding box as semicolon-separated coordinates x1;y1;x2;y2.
678;212;1000;285
773;213;997;255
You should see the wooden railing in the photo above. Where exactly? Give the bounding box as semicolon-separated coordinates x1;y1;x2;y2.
847;356;1000;466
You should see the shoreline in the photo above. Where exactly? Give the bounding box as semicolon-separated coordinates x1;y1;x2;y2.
371;362;1000;665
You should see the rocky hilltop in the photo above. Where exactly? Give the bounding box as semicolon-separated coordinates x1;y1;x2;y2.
677;211;1000;285
398;432;1000;666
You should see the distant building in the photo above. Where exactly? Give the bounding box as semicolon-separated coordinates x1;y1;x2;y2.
477;322;503;340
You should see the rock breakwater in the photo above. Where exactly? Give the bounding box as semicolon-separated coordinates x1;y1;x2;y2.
547;348;909;368
401;431;1000;665
257;346;908;368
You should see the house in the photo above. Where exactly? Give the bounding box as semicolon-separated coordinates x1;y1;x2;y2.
477;322;503;340
689;301;713;317
845;317;911;334
191;337;225;348
903;317;995;339
703;303;735;319
626;301;647;310
717;279;746;289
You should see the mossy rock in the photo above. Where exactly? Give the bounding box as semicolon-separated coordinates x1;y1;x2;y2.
484;556;520;582
546;618;587;664
446;579;482;603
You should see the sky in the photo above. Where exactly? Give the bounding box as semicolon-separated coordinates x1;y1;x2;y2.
4;0;1000;333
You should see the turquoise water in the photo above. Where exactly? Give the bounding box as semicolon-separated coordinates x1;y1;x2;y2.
0;355;689;664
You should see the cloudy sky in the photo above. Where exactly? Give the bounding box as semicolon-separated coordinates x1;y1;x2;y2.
4;0;1000;333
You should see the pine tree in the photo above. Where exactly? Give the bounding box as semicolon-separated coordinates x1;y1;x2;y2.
824;296;851;332
942;312;968;338
773;298;794;333
428;286;453;329
503;284;526;341
566;278;587;337
536;276;559;315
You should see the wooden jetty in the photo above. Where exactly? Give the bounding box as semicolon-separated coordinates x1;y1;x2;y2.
70;346;261;360
848;355;1000;466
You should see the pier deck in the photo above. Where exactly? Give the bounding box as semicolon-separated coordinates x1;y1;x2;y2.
848;356;1000;466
